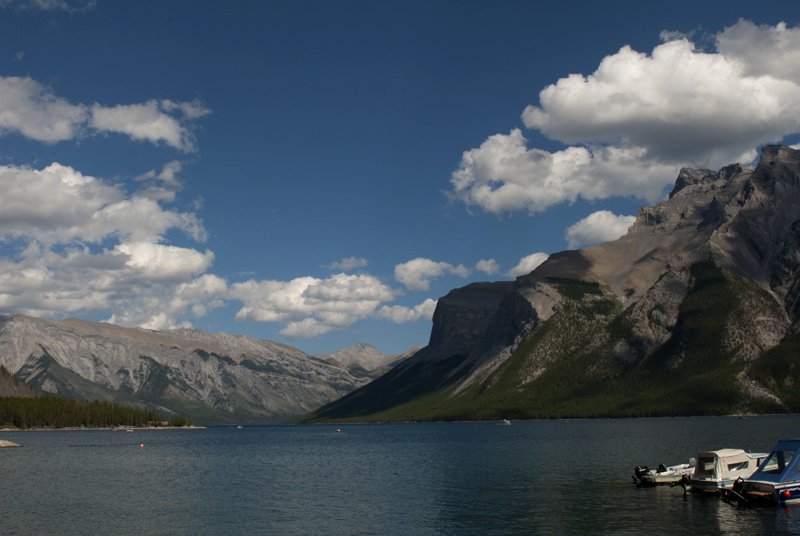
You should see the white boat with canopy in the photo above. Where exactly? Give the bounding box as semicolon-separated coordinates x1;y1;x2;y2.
689;448;768;492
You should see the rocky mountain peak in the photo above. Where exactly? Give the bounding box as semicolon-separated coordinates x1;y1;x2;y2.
669;167;721;198
315;343;399;371
302;145;800;423
752;144;800;194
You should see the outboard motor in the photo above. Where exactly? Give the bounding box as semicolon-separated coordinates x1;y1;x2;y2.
723;477;748;504
634;465;648;479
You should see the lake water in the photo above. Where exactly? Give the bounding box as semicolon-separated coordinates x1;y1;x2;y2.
2;416;800;535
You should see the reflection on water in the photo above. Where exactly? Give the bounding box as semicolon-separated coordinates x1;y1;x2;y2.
2;417;800;535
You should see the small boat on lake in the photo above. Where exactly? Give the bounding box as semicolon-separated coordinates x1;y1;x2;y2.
724;438;800;504
686;448;767;493
633;459;696;485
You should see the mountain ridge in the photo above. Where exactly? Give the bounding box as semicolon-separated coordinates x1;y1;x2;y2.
299;145;800;422
0;314;379;424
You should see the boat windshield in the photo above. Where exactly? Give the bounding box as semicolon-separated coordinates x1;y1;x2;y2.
727;461;749;473
760;450;796;474
695;457;716;477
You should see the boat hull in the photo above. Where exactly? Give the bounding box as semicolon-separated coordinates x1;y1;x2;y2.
724;439;800;505
690;478;738;493
738;481;800;504
640;473;685;485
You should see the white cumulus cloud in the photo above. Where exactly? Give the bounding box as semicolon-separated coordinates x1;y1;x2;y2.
325;257;368;271
0;163;205;245
394;257;471;292
90;99;210;152
565;210;636;249
1;0;96;13
450;129;677;214
133;160;184;202
0;76;88;142
451;20;800;216
715;20;800;85
377;298;437;324
506;253;549;278
0;76;209;152
114;242;214;283
230;273;401;339
0;162;222;329
476;259;501;275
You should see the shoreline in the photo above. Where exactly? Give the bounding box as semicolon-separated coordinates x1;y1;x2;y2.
0;425;206;432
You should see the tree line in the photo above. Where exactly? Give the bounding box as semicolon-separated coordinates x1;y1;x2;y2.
0;365;192;429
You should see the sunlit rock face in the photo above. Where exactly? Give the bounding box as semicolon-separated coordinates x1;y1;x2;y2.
512;144;800;355
521;146;800;299
434;145;800;382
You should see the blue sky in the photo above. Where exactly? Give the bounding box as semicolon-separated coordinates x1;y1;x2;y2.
1;1;799;356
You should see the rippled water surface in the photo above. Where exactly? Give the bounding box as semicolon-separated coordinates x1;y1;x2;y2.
3;416;800;535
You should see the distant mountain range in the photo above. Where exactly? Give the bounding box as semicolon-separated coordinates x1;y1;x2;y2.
300;145;800;422
315;343;420;379
0;315;407;424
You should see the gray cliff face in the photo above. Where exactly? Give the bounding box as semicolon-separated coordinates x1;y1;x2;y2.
418;145;800;392
427;282;516;358
0;315;369;423
367;281;519;395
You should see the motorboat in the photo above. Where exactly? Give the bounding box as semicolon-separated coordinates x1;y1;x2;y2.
725;438;800;504
688;449;768;493
633;459;696;485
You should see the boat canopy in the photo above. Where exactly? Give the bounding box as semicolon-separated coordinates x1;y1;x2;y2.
748;439;800;484
694;449;762;481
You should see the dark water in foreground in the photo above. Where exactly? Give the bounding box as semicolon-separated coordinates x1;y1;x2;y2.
2;416;800;535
